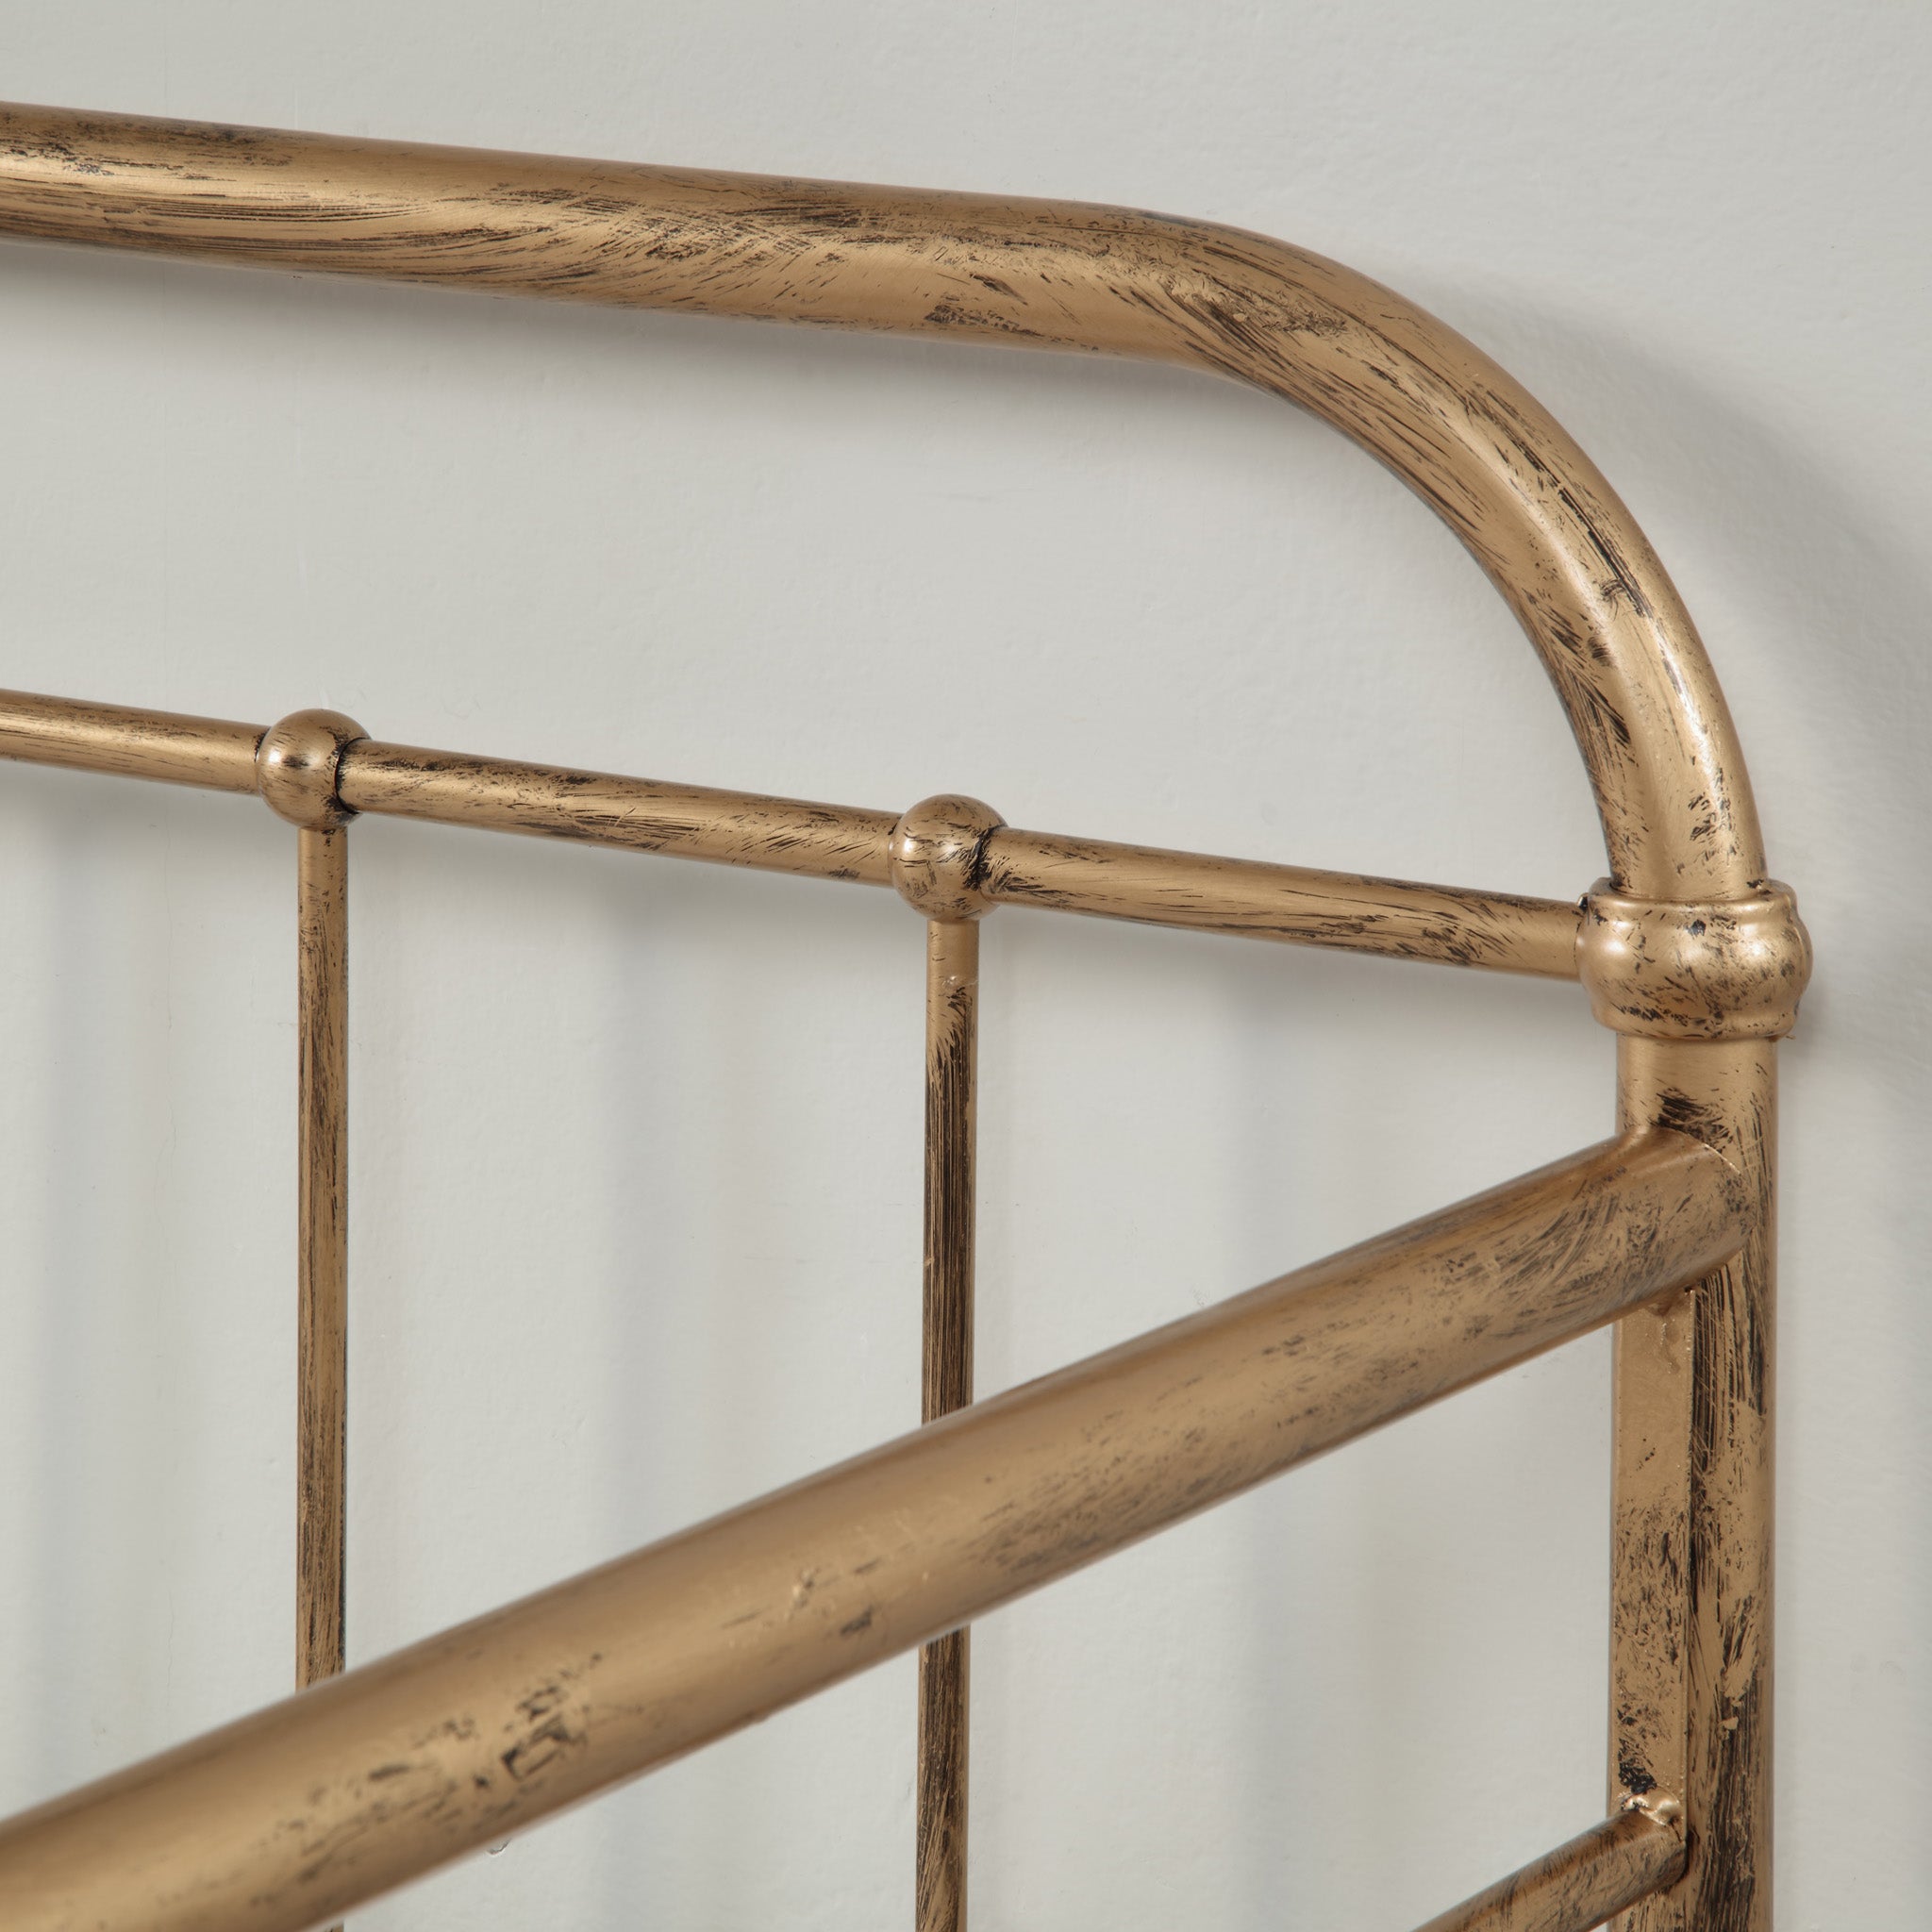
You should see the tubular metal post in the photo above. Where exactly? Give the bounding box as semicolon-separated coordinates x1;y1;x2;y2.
296;824;349;1691
918;917;977;1932
1607;1040;1777;1931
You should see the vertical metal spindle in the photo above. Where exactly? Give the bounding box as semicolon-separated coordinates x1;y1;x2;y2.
261;707;363;1715
258;708;364;1932
918;915;978;1932
890;792;1000;1932
296;823;349;1695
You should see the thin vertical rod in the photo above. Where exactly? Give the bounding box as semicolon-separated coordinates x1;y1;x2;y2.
296;826;349;1693
917;917;978;1932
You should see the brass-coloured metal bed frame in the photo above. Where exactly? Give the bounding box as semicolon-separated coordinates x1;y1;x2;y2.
0;105;1809;1932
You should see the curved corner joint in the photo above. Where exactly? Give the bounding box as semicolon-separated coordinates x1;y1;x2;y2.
258;709;368;830
891;794;1004;922
1577;879;1810;1041
0;103;1777;903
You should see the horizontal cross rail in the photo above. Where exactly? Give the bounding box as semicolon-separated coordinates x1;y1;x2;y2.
336;735;899;884
0;1128;1741;1932
982;825;1577;977
0;686;263;791
0;688;1582;975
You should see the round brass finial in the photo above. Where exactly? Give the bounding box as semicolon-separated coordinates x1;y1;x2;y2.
890;794;1004;922
257;709;367;830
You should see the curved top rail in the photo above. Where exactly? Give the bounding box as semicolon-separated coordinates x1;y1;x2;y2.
0;103;1765;900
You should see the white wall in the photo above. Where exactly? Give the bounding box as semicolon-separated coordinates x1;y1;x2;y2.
0;5;1923;1926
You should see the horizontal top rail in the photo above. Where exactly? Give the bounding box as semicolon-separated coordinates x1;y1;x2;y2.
0;688;1582;975
0;1127;1743;1932
982;824;1581;978
0;101;1767;904
341;737;901;885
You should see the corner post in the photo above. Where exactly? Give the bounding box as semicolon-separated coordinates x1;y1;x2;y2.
1584;883;1808;1931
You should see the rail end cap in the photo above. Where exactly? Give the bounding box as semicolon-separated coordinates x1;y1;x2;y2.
890;794;1004;921
258;708;367;829
1577;879;1811;1040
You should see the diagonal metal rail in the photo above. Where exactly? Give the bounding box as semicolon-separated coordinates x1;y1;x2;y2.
0;1130;1740;1932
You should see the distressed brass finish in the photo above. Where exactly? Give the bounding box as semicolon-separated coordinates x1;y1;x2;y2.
1579;883;1810;1041
891;794;1005;924
1610;1040;1777;1931
0;691;1584;976
258;709;368;832
0;685;263;791
917;916;980;1932
263;708;363;1753
0;100;1807;1932
982;825;1581;977
294;824;351;1932
0;1132;1742;1932
1415;1810;1686;1932
0;102;1766;905
339;736;899;884
295;824;351;1694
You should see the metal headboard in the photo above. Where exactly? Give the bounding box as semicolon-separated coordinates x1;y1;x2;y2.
0;104;1808;1932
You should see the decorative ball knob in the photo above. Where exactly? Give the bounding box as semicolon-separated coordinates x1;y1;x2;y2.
889;794;1004;923
257;709;367;830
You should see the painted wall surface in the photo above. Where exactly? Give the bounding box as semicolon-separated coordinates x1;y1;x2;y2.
0;6;1923;1926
